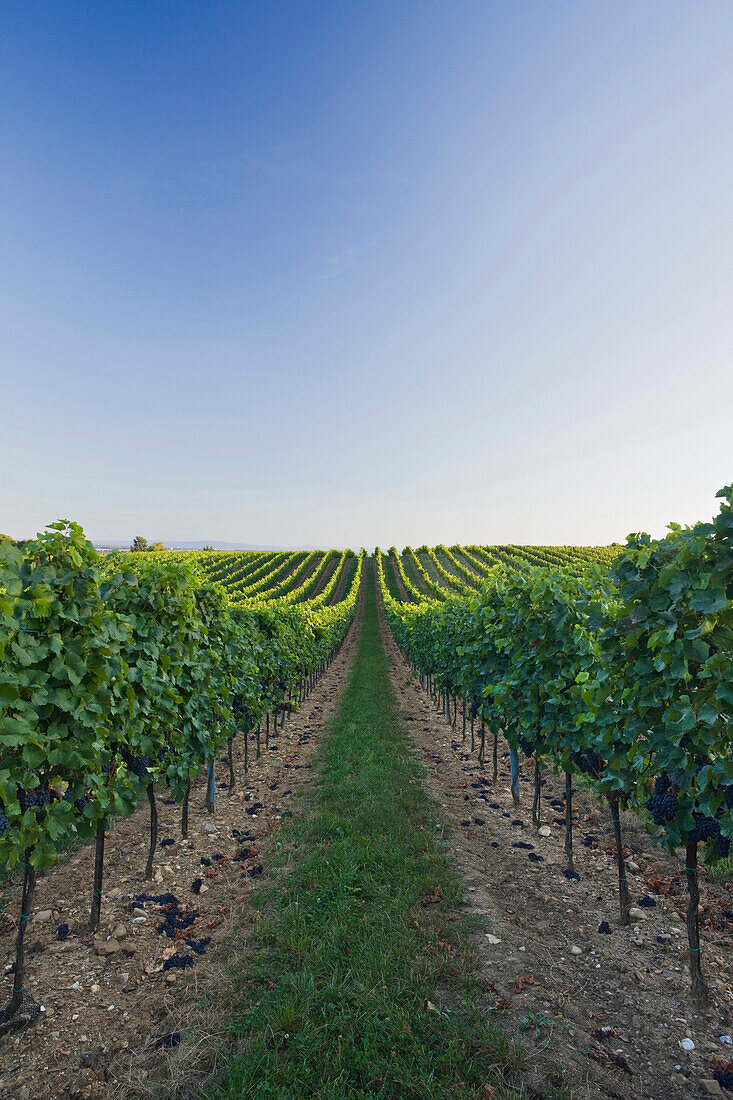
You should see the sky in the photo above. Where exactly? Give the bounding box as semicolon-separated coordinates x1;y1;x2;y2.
2;0;732;550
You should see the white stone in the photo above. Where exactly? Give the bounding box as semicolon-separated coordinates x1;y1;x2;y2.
485;934;501;945
680;1037;695;1052
538;826;552;837
570;945;582;955
628;907;646;919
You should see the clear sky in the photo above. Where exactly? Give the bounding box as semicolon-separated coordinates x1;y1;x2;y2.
2;1;732;549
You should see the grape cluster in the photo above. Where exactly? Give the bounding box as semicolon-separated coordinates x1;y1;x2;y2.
645;793;678;825
0;802;8;837
134;892;199;938
157;1032;182;1049
122;751;150;779
18;786;51;813
232;700;251;726
689;814;721;843
518;737;536;758
63;790;90;815
645;775;678;825
162;953;194;971
571;749;602;777
185;937;210;956
713;1069;733;1091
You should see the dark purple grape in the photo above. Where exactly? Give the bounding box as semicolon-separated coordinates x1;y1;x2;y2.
18;786;51;813
128;755;150;779
713;1069;733;1090
162;954;194;971
571;749;602;776
645;792;678;825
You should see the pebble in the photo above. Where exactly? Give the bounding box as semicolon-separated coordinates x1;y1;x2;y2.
700;1080;724;1098
33;910;53;923
720;1035;732;1044
485;934;501;945
111;923;127;941
204;825;218;833
538;826;551;837
570;945;582;956
628;907;646;919
680;1037;695;1052
95;939;120;956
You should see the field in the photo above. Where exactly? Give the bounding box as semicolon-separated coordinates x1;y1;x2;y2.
1;513;732;1099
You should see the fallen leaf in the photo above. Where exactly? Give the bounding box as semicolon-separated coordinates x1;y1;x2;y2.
513;974;538;994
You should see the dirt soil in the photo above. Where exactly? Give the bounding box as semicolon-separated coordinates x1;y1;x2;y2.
0;615;361;1100
381;621;733;1100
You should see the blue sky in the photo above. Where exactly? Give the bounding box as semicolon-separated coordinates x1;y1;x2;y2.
2;1;732;548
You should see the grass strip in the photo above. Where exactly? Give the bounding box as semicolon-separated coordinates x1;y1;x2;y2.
206;563;527;1099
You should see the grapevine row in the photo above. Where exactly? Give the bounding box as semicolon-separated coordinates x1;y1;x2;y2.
378;487;733;996
0;526;363;1033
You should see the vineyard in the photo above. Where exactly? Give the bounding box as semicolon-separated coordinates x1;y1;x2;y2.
0;499;732;1098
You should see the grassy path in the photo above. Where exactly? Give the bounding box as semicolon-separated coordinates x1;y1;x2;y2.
207;563;524;1100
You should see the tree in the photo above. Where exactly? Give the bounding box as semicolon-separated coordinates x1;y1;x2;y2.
130;536;148;552
148;542;166;552
203;545;214;551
